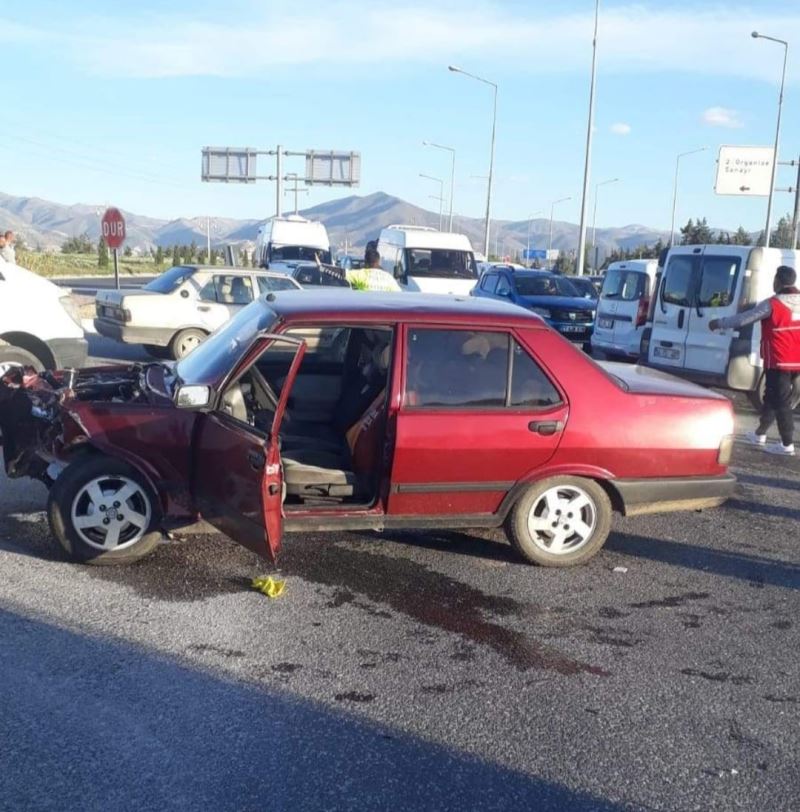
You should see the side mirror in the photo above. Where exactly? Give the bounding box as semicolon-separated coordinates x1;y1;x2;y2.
174;384;211;409
180;289;190;299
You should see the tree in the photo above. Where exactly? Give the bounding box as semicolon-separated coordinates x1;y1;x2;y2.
123;245;133;257
239;247;250;267
197;248;207;265
155;246;164;266
553;252;575;275
679;217;714;245
61;231;94;254
770;214;796;249
97;236;109;268
731;226;751;246
172;245;180;266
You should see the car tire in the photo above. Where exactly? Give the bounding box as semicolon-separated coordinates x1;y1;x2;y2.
505;476;612;567
0;340;44;370
169;328;207;361
144;344;171;359
47;454;163;565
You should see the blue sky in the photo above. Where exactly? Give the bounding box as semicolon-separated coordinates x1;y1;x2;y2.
2;0;800;235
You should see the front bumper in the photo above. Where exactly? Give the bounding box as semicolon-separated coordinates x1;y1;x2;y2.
94;318;173;347
550;321;594;342
46;337;88;369
612;474;737;517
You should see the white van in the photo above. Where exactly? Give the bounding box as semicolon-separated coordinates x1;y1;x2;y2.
644;245;800;406
591;260;657;359
255;215;332;273
377;225;478;295
0;261;87;369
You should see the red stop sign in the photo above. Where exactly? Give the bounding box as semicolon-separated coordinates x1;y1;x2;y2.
101;207;126;250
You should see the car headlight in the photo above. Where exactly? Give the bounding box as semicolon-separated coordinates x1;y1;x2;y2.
59;295;83;328
531;307;551;318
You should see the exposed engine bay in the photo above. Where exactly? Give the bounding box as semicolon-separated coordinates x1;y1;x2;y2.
0;363;156;481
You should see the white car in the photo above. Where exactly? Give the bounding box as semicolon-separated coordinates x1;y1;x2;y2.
0;260;86;369
94;265;301;360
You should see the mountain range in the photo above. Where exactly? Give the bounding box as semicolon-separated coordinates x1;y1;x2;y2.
0;190;670;259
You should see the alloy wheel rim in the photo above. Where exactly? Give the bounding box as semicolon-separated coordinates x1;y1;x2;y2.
179;334;202;357
70;475;151;552
527;484;597;555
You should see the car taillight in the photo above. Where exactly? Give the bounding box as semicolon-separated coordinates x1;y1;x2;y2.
636;296;650;327
718;435;733;466
122;308;132;323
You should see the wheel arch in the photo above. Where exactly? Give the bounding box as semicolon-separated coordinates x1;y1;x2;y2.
0;332;56;368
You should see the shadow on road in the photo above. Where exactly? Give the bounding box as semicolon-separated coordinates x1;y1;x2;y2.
0;608;626;812
607;532;800;591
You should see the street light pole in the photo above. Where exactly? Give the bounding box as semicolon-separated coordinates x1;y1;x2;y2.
591;178;619;270
575;0;600;277
423;141;456;231
420;173;445;230
752;31;789;247
549;196;572;263
449;65;497;256
669;147;707;247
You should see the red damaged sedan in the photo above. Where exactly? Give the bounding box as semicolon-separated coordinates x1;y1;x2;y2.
0;291;736;568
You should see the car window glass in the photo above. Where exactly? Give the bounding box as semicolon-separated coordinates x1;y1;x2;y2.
406;329;508;408
260;326;350;365
514;275;579;297
482;273;498;293
257;275;297;294
496;276;513;297
697;256;740;308
510;341;561;408
662;256;697;306
143;266;194;294
602;269;646;301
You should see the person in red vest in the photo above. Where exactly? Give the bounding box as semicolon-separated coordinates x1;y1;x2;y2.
710;265;800;456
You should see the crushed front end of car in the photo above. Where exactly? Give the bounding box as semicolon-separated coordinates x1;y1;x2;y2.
0;363;151;484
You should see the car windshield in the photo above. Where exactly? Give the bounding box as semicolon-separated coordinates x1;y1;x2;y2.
602;269;646;300
514;275;580;297
569;278;599;298
404;249;478;279
142;265;194;294
175;300;277;385
270;245;332;264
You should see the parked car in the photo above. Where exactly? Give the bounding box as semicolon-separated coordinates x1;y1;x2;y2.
591;260;657;360
472;268;596;347
94;265;301;360
0;260;87;370
642;245;800;408
1;290;735;570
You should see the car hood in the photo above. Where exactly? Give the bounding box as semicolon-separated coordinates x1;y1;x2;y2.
601;362;729;400
517;295;596;312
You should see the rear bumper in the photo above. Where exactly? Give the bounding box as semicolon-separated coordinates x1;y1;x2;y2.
46;337;88;369
591;328;639;358
94;318;173;347
612;474;737;517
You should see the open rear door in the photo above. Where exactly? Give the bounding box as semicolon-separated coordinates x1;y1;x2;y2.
192;334;305;561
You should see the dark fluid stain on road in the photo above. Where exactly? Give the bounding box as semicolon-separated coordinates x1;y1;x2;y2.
84;535;257;602
681;668;753;685
629;591;710;609
272;662;303;674
763;694;798;704
771;619;792;630
335;691;375;703
187;643;245;659
597;607;629;620
282;539;607;676
583;626;639;649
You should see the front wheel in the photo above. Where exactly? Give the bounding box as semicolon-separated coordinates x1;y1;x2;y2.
0;340;44;370
505;476;612;567
47;455;162;565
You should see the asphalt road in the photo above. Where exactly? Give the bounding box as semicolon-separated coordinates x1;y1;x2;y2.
1;391;799;810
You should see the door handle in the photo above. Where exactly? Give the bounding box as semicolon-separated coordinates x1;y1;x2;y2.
247;449;266;470
528;420;564;436
197;305;211;312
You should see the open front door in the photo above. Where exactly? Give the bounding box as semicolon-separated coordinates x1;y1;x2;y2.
192;335;306;561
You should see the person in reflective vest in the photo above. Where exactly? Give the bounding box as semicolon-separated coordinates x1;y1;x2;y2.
710;265;800;456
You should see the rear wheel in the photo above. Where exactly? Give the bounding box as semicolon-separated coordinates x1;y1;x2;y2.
0;340;44;371
506;476;612;567
47;455;162;565
169;328;207;360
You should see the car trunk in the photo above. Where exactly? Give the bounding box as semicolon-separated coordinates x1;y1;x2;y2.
601;361;729;400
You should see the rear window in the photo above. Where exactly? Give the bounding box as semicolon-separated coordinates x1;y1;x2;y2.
404;249;477;280
143;266;194;294
662;256;698;307
601;269;647;301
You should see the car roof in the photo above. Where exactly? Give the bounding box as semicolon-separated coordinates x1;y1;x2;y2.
264;289;545;328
